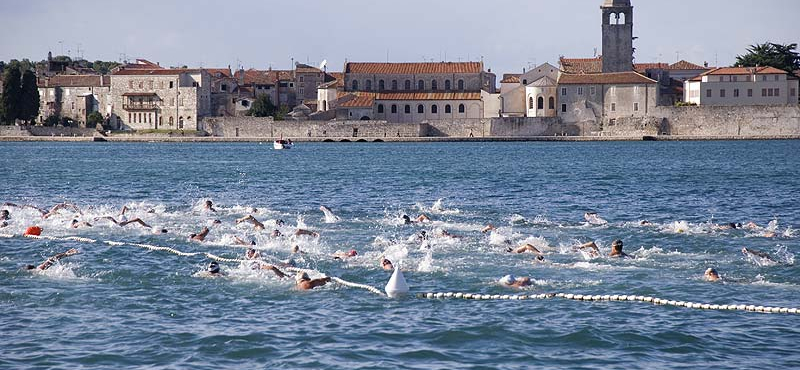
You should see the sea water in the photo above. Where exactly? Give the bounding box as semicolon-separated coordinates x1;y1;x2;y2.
1;140;799;369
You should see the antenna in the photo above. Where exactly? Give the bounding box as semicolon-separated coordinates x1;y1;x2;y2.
676;51;680;62
319;59;327;70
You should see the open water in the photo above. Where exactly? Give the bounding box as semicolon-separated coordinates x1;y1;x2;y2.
1;140;799;369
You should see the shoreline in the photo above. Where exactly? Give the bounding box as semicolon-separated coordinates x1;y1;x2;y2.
1;135;799;143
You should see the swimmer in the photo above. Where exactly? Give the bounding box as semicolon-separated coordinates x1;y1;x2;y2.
508;243;544;255
295;272;331;290
211;219;222;225
295;229;319;238
236;215;264;230
1;209;9;221
245;248;261;260
380;258;394;271
197;261;225;278
275;219;285;226
609;239;631;258
578;241;601;258
639;220;652;226
499;274;531;288
94;216;152;228
234;236;256;246
716;222;742;230
743;221;759;230
437;229;461;238
204;200;217;212
584;212;607;225
270;229;283;238
152;228;168;234
417;230;428;241
333;250;357;260
401;214;430;224
481;224;496;233
42;203;82;219
190;227;210;241
704;268;721;282
290;245;305;254
70;219;93;229
24;248;80;271
741;247;777;263
320;205;340;221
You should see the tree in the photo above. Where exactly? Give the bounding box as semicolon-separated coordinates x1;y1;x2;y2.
735;42;800;74
86;111;103;127
19;70;39;124
247;94;277;117
1;68;22;124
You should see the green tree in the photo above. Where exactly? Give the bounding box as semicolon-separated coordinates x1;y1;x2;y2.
735;42;800;74
86;111;104;127
43;115;59;127
19;70;40;124
1;68;22;124
247;94;277;117
91;60;120;75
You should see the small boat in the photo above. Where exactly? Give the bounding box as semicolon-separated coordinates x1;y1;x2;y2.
273;139;293;150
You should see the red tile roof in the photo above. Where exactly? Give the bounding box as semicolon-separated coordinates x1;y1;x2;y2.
703;66;787;75
634;63;669;72
559;56;603;74
295;63;322;74
113;68;207;76
320;72;344;88
122;59;163;70
376;92;482;100
206;68;232;78
500;74;520;83
668;60;709;70
558;72;657;85
345;62;482;74
38;75;110;87
338;93;375;108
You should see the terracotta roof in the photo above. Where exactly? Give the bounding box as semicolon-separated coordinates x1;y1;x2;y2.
528;76;557;87
634;63;669;72
206;68;232;78
702;66;787;76
38;75;110;87
375;92;482;100
338;93;375;108
501;74;520;83
295;63;322;74
320;72;344;88
559;56;603;74
123;59;163;70
668;60;709;70
558;72;657;85
112;68;206;76
345;62;482;74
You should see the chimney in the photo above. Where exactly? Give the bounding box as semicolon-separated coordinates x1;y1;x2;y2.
704;61;708;68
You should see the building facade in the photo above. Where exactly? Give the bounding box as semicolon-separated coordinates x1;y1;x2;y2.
37;75;112;127
601;0;634;73
558;72;658;123
684;67;799;106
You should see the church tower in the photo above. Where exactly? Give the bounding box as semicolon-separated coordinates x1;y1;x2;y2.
601;0;633;73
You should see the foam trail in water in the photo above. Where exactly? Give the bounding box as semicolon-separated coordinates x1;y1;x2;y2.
320;206;340;223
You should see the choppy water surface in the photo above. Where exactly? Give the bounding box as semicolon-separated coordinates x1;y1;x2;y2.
1;141;799;369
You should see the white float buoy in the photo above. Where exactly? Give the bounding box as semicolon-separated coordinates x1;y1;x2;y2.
425;293;434;299
789;308;798;314
435;293;444;299
385;267;410;298
454;293;463;299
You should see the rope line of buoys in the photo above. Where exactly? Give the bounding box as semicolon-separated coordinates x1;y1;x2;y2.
417;291;800;315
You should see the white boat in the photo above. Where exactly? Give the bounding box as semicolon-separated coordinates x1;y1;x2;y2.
273;139;293;150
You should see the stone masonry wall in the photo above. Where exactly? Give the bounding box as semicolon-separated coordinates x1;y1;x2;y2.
655;105;800;136
201;117;424;138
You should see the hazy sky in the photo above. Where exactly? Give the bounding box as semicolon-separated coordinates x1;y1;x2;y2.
1;0;798;74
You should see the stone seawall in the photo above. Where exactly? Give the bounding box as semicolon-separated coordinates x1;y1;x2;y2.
654;105;800;136
201;117;424;139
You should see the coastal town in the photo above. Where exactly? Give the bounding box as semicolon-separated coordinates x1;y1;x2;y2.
1;0;799;140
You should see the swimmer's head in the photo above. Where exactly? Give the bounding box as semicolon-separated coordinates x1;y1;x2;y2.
24;264;35;270
728;222;738;229
154;228;168;234
204;200;213;208
296;272;310;282
275;219;285;226
189;233;197;239
347;249;357;257
71;219;78;225
499;274;516;285
401;215;411;223
212;219;222;225
705;268;720;281
535;255;545;262
611;239;623;251
291;245;300;254
246;248;258;259
1;210;9;219
381;258;393;268
207;261;220;273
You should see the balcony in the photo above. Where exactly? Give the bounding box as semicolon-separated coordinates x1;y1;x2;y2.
122;92;159;111
123;102;159;111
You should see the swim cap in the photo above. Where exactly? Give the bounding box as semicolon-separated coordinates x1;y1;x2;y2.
296;272;310;282
611;239;623;248
24;226;42;236
208;261;220;273
348;250;357;257
500;275;516;285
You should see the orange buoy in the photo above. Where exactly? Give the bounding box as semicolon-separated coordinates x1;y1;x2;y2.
24;226;42;236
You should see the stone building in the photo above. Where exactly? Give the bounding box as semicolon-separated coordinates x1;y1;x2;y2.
558;72;658;123
498;63;560;117
294;63;325;104
110;68;211;130
601;0;634;73
668;60;711;82
37;75;112;127
684;67;799;106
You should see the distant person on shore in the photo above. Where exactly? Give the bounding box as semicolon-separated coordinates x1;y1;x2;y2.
197;261;225;278
499;274;531;288
295;272;331;290
24;248;80;271
236;215;265;230
190;227;210;242
704;268;721;282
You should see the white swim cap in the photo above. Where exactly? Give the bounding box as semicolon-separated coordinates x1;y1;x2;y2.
500;275;516;285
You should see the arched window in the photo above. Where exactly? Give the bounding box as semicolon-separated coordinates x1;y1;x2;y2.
418;80;425;90
159;116;163;125
392;80;398;90
537;96;544;110
609;13;617;25
431;105;438;114
445;104;452;113
169;116;174;125
431;80;438;90
378;104;384;113
529;97;534;109
187;116;192;123
391;104;397;113
445;80;451;90
619;12;626;24
179;117;184;129
417;104;424;113
365;80;372;91
352;80;359;90
404;105;411;114
458;104;465;113
548;97;555;110
404;80;411;90
378;80;385;90
458;79;464;90
523;79;528;85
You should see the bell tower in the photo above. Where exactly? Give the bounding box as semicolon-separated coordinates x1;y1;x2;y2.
601;0;633;73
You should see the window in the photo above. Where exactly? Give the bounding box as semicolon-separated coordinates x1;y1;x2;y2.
762;75;767;81
378;104;384;113
391;104;397;113
529;97;534;109
706;89;712;98
299;88;304;95
748;89;753;97
445;80;451;90
431;80;438;90
418;80;425;90
379;80;385;90
365;80;372;91
791;88;797;97
221;84;227;91
719;76;725;82
128;113;131;122
404;105;411;114
169;116;173;125
522;80;527;85
775;88;780;97
457;80;464;90
611;103;616;112
768;88;774;97
537;97;544;110
634;86;640;95
169;81;174;89
561;87;567;96
548;97;555;110
299;76;304;82
352;80;359;90
577;87;583;95
391;80;398;90
775;75;779;81
417;104;424;114
445;104;452;113
404;80;411;90
634;102;639;111
590;86;596;95
458;104;465;113
720;89;726;98
431;105;438;114
732;76;738;82
762;88;767;97
561;104;567;113
734;89;739;97
138;82;143;88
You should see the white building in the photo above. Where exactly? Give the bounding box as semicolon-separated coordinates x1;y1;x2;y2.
499;62;560;117
684;66;799;106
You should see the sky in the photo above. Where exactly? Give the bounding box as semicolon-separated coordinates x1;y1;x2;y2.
1;0;798;74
